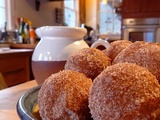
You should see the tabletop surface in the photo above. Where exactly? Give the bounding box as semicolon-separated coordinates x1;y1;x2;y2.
0;48;33;54
0;80;37;120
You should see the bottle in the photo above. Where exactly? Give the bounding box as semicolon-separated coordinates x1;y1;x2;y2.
29;26;36;44
1;22;8;42
24;22;29;43
18;18;25;43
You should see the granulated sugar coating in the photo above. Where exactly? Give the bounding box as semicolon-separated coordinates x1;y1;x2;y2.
103;40;132;61
89;63;160;120
65;48;111;80
38;70;92;120
113;41;160;83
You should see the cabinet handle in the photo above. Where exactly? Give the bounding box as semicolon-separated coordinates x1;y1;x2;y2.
3;68;24;75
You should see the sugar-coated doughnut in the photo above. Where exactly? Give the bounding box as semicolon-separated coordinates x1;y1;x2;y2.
103;40;132;61
113;41;160;83
89;63;160;120
65;48;111;80
38;70;92;120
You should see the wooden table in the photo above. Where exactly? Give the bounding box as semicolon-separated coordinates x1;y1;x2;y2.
0;80;37;120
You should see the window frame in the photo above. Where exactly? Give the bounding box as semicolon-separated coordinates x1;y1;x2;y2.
63;0;79;27
97;0;121;35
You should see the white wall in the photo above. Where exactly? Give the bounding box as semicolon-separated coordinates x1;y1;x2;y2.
85;0;98;30
13;0;62;28
9;0;98;30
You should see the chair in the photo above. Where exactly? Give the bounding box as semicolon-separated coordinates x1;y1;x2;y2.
0;73;7;90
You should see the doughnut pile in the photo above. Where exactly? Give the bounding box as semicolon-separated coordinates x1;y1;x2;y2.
89;63;160;119
65;48;111;80
103;40;132;61
38;41;160;120
38;70;92;120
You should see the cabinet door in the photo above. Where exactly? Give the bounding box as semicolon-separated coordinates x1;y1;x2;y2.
0;56;28;87
122;0;160;18
122;0;141;13
145;0;160;13
0;51;33;87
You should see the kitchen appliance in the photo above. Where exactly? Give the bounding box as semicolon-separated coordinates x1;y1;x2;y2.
122;18;160;43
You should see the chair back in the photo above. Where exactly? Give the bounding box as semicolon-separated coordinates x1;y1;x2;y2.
0;73;7;90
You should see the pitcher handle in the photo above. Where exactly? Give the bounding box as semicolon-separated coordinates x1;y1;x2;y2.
91;38;111;49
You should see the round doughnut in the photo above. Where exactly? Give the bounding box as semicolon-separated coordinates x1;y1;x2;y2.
65;48;111;80
112;41;160;83
89;63;160;120
102;40;132;61
38;70;92;120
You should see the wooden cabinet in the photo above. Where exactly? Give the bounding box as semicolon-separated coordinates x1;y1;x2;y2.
0;50;33;87
122;0;141;14
121;0;160;18
144;0;160;15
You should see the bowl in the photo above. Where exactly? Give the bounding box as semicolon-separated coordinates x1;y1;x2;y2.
16;85;41;120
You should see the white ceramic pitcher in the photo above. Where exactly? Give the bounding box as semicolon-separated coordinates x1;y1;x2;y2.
32;26;110;84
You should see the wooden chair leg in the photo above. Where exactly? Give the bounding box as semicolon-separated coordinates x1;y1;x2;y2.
0;73;7;90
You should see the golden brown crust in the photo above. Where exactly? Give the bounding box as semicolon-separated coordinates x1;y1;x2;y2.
65;48;111;80
89;63;160;120
113;41;160;83
38;70;92;120
103;40;132;61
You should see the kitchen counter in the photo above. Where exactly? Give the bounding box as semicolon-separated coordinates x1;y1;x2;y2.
0;43;37;49
0;80;37;120
0;48;33;54
10;43;37;49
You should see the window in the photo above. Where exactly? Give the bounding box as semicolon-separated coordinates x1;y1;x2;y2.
0;0;14;31
98;0;121;34
0;0;6;30
64;0;78;27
